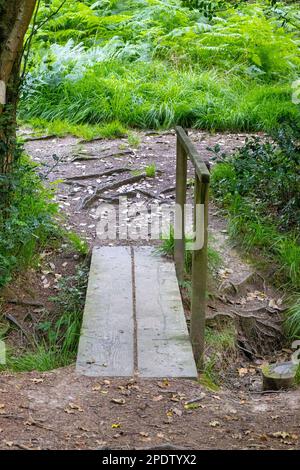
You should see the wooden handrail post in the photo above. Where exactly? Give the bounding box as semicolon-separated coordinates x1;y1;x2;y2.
174;137;187;283
190;175;209;370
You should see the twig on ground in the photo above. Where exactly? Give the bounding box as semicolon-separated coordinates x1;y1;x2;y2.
66;167;132;181
81;173;146;209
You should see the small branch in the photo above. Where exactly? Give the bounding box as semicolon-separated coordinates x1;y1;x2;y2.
65;167;132;181
3;313;36;346
72;150;134;161
6;299;44;307
81;173;146;209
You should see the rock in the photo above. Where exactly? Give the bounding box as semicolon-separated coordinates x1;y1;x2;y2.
262;361;298;391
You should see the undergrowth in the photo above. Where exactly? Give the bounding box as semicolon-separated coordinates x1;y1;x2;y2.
20;0;300;134
0;156;58;288
211;125;300;289
1;264;89;372
159;225;222;275
210;124;300;339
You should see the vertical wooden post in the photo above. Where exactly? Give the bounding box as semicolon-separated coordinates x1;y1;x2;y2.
174;137;187;283
190;175;209;370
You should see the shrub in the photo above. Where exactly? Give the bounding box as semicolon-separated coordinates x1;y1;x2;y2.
210;124;300;289
0;156;58;287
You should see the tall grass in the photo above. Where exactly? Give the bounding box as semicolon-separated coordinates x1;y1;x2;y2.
21;61;299;132
20;0;300;133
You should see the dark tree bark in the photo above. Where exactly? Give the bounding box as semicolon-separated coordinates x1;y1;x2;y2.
0;0;37;178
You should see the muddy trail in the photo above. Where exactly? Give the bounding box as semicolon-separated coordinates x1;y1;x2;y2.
0;129;299;450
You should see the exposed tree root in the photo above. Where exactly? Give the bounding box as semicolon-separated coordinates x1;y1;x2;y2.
81;173;146;208
3;313;36;346
99;187;158;203
21;135;57;142
78;135;128;144
219;272;265;296
72;149;134;161
6;299;44;307
65;167;132;181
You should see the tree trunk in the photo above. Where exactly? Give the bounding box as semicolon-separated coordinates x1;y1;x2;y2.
0;0;37;184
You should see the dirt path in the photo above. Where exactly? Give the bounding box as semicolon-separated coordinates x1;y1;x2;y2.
0;129;299;450
0;368;299;450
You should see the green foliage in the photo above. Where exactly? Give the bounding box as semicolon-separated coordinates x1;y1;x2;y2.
128;132;141;148
159;225;222;275
205;324;236;352
26;118;127;140
66;232;89;255
3;265;88;372
211;125;300;290
285;297;300;339
211;128;300;232
199;355;220;390
0;156;58;287
20;0;300;132
145;163;156;178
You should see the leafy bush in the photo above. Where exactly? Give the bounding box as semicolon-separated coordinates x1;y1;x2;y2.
0;156;58;287
212;126;300;232
211;124;300;289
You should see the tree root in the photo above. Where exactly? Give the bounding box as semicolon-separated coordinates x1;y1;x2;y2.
3;313;36;346
6;299;44;307
72;149;134;161
100;187;157;203
81;173;146;209
22;134;57;142
65;167;132;182
78;135;127;144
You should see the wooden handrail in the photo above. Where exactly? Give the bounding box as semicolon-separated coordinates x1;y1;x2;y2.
174;126;210;370
175;126;210;183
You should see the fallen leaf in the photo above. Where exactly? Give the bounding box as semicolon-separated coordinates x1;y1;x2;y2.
238;368;248;377
173;407;182;417
4;441;14;447
271;431;290;439
92;384;101;391
152;395;163;402
96;440;107;446
184;403;201;410
111;398;126;405
69;403;84;412
111;423;121;429
157;379;169;389
209;420;220;427
30;378;44;384
268;299;281;310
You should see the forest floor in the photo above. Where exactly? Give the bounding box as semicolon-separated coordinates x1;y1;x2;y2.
0;129;299;450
